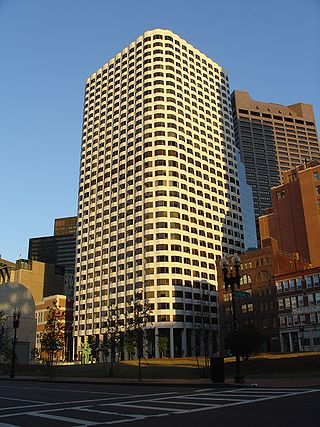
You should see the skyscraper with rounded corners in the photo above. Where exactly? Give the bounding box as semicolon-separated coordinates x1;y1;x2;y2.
74;29;244;358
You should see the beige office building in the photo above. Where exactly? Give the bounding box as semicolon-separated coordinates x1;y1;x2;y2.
74;29;244;358
232;91;320;221
11;259;65;304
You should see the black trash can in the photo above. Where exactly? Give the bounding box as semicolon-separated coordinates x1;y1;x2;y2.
210;356;225;383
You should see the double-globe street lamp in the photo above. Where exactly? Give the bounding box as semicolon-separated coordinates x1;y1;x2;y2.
220;253;245;384
10;307;21;379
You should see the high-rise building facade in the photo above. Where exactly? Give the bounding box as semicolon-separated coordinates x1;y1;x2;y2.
29;216;77;270
232;91;320;222
259;160;320;266
74;29;244;358
236;151;257;250
29;216;77;296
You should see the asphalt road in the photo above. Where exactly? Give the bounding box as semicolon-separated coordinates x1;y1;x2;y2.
0;381;319;427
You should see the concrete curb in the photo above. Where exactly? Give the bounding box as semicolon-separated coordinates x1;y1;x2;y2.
2;376;319;388
0;376;260;388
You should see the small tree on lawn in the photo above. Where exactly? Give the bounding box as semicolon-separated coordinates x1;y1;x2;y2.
158;336;169;358
0;311;11;363
124;333;135;360
125;292;152;381
102;304;122;376
40;301;65;378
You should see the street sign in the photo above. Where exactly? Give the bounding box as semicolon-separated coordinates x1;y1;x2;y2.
233;290;251;299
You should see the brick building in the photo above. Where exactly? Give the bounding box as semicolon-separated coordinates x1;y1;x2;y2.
275;267;320;352
218;238;311;353
259;160;320;266
35;294;73;361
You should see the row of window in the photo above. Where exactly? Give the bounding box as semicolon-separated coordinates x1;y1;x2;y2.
86;82;227;103
84;102;230;130
84;117;225;137
80;255;217;268
78;232;241;247
80;167;236;189
74;313;219;330
238;109;316;127
279;313;320;328
88;69;226;93
79;205;236;224
91;33;225;71
276;275;320;292
80;264;216;278
84;134;226;152
81;138;234;160
85;93;230;122
79;225;240;240
84;96;229;118
76;278;216;290
278;293;320;309
79;197;240;218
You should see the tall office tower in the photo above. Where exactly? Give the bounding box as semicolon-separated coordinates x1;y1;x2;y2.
236;151;257;250
29;216;77;270
28;216;77;296
74;29;244;358
232;91;320;222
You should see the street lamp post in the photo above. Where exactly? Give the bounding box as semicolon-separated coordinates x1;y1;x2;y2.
221;253;245;384
10;307;21;379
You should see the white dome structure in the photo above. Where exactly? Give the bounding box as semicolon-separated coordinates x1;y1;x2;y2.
0;282;36;364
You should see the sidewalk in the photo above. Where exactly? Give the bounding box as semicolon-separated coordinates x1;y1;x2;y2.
1;375;319;388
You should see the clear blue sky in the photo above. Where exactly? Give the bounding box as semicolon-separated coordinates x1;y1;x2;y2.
1;0;319;262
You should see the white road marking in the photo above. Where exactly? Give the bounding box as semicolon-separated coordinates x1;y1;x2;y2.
217;388;320;408
114;403;185;413
193;392;279;398
0;387;319;426
0;385;130;396
0;396;47;404
222;387;315;392
177;396;250;401
0;391;178;416
79;407;146;419
28;411;97;426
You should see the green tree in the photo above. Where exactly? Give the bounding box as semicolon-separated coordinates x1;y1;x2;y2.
158;336;169;358
124;333;135;360
40;301;65;378
125;292;153;381
0;311;11;363
102;305;122;376
82;341;92;364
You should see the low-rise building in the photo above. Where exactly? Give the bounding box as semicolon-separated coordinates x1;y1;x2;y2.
275;267;320;352
10;259;65;304
35;294;73;361
218;238;311;353
0;281;36;364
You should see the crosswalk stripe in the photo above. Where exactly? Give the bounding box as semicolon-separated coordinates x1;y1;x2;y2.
0;387;318;426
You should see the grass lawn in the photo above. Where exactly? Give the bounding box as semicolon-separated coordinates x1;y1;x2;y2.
2;352;319;380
